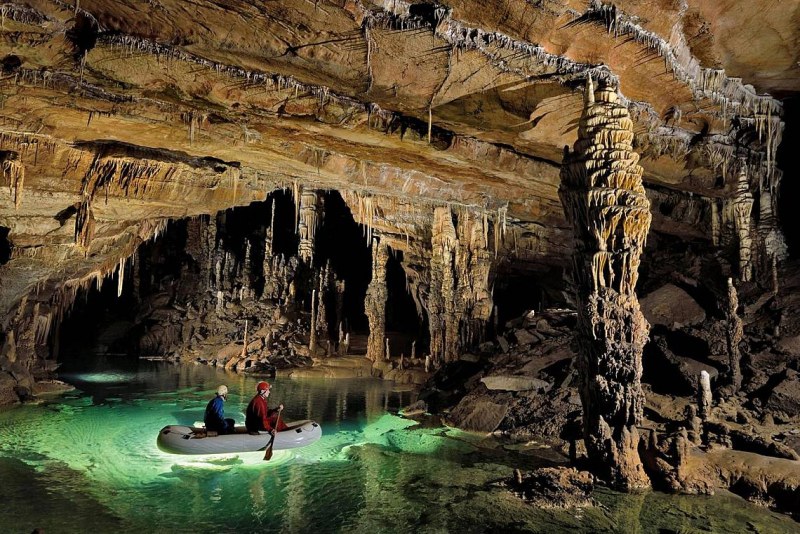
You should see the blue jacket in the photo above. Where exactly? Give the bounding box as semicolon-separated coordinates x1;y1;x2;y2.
204;395;231;432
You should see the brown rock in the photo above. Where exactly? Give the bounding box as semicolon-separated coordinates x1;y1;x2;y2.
640;284;706;328
448;393;508;432
511;467;595;509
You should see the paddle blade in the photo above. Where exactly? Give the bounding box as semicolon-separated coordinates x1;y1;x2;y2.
263;444;274;461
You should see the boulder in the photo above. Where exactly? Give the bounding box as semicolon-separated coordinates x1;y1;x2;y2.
776;335;800;356
640;284;706;328
766;371;800;419
481;376;550;392
513;328;539;346
0;371;18;405
449;393;508;432
510;467;595;509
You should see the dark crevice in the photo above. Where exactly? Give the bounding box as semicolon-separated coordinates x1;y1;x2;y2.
0;227;11;265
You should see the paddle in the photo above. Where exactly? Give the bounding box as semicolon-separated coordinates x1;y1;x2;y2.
263;407;283;461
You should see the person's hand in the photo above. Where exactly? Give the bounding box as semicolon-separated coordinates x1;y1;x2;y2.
271;428;277;436
279;404;284;411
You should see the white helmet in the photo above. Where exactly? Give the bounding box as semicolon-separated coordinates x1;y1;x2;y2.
216;385;228;397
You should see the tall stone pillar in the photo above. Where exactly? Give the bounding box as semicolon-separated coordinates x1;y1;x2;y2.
298;189;320;267
725;278;743;392
365;238;388;362
559;78;652;491
732;165;754;282
429;206;457;365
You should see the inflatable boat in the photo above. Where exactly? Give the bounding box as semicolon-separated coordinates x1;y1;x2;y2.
157;420;322;455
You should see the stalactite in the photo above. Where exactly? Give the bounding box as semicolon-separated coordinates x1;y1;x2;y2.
74;198;95;250
559;78;651;491
116;257;125;297
365;238;388;362
1;151;24;209
732;165;754;282
725;278;743;393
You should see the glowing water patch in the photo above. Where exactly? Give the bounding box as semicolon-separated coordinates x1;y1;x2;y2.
60;371;138;383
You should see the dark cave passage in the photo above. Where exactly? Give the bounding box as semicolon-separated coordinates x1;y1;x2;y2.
0;226;10;265
385;248;427;358
313;190;372;335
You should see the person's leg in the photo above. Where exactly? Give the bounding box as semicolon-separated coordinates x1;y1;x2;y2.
224;418;236;434
268;413;289;431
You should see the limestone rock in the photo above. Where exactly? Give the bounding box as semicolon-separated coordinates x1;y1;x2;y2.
481;376;550;392
510;467;595;509
448;393;508;432
766;372;800;420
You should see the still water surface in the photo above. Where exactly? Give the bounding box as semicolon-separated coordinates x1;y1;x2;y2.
0;358;797;533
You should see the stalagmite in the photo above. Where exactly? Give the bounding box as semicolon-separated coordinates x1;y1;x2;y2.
732;166;754;282
559;78;652;491
698;370;712;421
298;189;320;266
385;337;390;361
365;238;388;362
725;278;743;393
335;280;345;340
309;289;318;353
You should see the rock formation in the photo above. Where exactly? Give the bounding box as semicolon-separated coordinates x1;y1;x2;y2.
559;78;652;491
365;238;388;362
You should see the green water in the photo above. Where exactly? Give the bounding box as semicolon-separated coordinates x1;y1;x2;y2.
0;359;797;534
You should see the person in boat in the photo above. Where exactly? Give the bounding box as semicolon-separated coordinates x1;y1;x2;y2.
204;385;236;434
245;381;288;434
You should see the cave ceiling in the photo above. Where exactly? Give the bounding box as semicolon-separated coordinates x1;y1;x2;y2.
0;0;799;316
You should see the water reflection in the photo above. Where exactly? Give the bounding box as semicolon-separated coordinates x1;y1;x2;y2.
0;358;797;533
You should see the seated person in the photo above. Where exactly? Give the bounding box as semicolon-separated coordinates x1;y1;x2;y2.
245;381;288;433
204;385;235;434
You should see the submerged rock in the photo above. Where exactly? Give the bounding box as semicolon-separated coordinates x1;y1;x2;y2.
509;467;595;509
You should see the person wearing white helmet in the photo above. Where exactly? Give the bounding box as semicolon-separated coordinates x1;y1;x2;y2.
204;384;235;434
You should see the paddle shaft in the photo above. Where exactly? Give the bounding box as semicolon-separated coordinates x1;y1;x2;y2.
263;407;283;461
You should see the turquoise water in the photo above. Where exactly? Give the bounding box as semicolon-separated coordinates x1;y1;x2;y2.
0;359;797;533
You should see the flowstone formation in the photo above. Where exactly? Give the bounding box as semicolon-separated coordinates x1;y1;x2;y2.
559;79;652;491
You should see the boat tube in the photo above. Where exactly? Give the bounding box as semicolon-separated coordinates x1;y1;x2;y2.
157;420;322;455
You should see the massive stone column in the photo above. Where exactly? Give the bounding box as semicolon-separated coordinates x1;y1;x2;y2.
559;78;652;491
365;238;388;362
732;165;754;282
724;277;743;392
297;189;320;267
429;206;457;365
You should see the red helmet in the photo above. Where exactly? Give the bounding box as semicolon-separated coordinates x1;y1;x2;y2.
257;381;270;392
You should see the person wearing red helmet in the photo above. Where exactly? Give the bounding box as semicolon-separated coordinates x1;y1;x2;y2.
245;381;288;434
